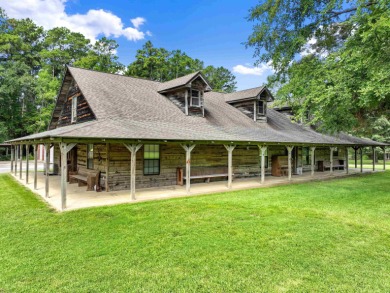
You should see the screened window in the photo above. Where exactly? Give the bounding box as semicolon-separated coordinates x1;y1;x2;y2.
144;145;160;175
87;144;94;169
258;100;265;115
71;96;77;123
333;148;339;157
190;89;201;107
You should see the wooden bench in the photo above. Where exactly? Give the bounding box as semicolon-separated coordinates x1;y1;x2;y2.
324;160;345;171
177;167;231;186
69;166;100;191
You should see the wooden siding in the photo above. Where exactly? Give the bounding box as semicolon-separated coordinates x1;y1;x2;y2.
57;83;95;127
72;144;347;191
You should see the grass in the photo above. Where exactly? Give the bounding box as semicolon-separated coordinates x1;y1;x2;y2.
1;172;390;292
349;159;390;170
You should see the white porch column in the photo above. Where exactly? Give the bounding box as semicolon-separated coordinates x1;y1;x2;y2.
286;146;294;181
14;145;18;176
184;90;189;116
258;145;267;184
60;142;77;210
34;144;38;190
224;145;236;188
25;144;29;184
19;144;23;179
45;143;50;198
383;147;386;171
372;147;375;171
360;147;363;173
181;144;196;194
124;144;143;200
329;147;335;174
353;146;358;169
345;147;349;174
310;146;316;176
10;145;14;173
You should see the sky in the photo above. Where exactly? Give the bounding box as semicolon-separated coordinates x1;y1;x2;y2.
0;0;275;90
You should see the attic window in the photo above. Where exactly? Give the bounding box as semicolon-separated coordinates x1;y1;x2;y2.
258;100;265;115
71;96;77;123
190;89;201;107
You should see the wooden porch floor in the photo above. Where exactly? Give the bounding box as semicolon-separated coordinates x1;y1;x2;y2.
11;168;380;211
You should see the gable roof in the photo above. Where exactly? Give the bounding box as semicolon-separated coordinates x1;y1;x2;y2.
9;66;386;147
158;71;211;93
225;86;274;103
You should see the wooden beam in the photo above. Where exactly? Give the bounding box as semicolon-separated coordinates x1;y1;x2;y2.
345;147;349;174
310;146;316;176
34;144;38;190
353;146;358;168
372;146;376;171
25;144;29;184
10;145;14;173
123;144;143;200
383;147;386;171
59;142;76;210
105;143;109;192
181;144;196;193
329;147;335;174
19;144;23;179
286;146;294;181
224;145;236;188
258;145;267;183
14;145;17;176
45;143;50;198
360;147;363;173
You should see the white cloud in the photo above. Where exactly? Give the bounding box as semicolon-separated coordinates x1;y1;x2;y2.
130;17;145;29
232;63;273;76
0;0;149;42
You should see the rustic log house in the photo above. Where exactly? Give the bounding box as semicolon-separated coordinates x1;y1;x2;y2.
8;66;387;210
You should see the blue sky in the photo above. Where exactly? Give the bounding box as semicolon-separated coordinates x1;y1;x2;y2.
0;0;274;90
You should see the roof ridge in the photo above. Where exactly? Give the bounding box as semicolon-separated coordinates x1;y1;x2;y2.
67;65;162;84
225;85;265;95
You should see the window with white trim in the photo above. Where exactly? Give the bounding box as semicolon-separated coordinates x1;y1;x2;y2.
71;96;77;123
190;89;201;107
258;100;265;115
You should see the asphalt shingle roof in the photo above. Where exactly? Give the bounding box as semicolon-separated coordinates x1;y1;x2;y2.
8;67;386;147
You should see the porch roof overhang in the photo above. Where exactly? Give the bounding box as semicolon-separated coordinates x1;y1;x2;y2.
6;119;387;148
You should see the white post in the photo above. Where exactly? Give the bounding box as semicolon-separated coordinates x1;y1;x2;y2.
19;144;23;179
184;90;189;116
329;147;334;174
59;142;77;210
25;144;29;184
286;146;294;181
372;147;375;171
259;145;267;183
383;147;386;171
14;145;18;176
45;143;50;198
310;146;316;176
181;144;196;193
124;144;143;200
34;144;38;190
345;147;349;174
10;145;14;173
224;145;236;188
360;147;363;173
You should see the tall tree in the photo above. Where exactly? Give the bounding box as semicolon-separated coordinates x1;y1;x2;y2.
126;41;236;92
247;1;390;138
74;37;124;73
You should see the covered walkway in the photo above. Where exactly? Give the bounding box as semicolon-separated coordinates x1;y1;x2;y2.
11;168;380;211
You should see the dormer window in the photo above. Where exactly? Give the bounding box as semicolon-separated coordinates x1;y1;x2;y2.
190;89;201;107
258;100;265;115
71;96;78;123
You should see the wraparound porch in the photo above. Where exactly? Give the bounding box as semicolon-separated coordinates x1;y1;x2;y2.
11;168;379;211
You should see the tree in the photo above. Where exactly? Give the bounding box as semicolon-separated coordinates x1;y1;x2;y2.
126;41;236;92
74;37;124;73
247;1;390;139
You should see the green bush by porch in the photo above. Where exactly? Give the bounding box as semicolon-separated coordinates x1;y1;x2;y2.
0;172;389;292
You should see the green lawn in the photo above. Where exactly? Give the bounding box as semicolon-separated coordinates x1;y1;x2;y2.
1;172;390;292
349;159;390;170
